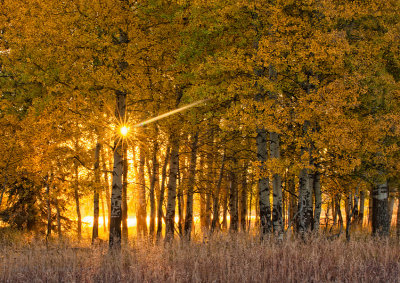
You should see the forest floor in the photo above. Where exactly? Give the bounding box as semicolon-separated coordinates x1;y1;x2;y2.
0;229;399;283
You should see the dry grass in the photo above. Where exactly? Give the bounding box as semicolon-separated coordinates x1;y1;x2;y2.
0;230;399;283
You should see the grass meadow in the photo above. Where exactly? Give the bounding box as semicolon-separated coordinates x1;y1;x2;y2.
0;229;399;283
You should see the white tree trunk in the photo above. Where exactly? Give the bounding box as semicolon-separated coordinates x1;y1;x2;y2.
257;128;271;235
109;91;126;249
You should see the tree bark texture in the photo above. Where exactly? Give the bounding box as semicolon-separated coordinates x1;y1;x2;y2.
109;90;126;249
270;132;282;237
313;171;321;232
122;145;128;241
396;189;400;238
229;167;238;232
46;177;51;238
165;136;179;241
137;146;147;237
92;142;101;243
211;152;225;232
157;146;170;238
372;182;389;236
102;154;111;230
184;132;199;239
55;196;61;238
257;128;271;235
240;163;248;232
359;190;365;227
74;162;81;239
149;139;159;236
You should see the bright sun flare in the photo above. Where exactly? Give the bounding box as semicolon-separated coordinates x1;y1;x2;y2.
120;126;129;136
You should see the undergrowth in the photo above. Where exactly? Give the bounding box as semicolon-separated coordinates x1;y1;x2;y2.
0;229;399;282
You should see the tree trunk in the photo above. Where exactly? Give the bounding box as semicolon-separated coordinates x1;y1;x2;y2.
137;146;147;237
102;153;111;230
372;182;389;236
257;128;271;235
55;197;61;238
229;167;238;232
288;175;297;233
177;177;184;237
211;152;225;232
157;146;170;239
109;90;126;249
205;190;212;230
270;132;282;237
46;176;51;238
396;189;400;238
184;132;199;239
149;139;159;237
74;161;81;240
240;163;248;232
122;146;128;241
297;167;312;234
353;187;359;224
359;190;365;227
313;171;321;232
297;122;313;235
222;186;228;230
92;142;101;244
336;195;344;231
368;190;373;226
165;136;179;241
345;191;352;226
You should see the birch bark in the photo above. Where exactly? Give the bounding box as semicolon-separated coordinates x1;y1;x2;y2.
109;91;126;249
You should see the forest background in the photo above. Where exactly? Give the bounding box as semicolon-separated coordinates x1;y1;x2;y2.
0;0;400;281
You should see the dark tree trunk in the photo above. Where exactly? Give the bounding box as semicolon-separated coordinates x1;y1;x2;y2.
358;190;365;227
157;146;170;239
74;162;81;240
211;152;225;232
46;176;51;238
313;171;321;232
165;136;179;241
137;146;147;237
92;142;101;243
396;189;400;238
270;132;283;237
122;146;128;241
240;163;248;232
184;132;199;239
372;182;389;236
177;178;184;237
368;190;373;226
288;175;297;233
229;167;238;232
149;139;159;237
222;183;228;230
55;197;61;238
